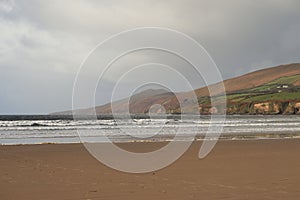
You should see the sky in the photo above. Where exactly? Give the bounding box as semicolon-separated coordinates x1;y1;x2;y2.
0;0;300;114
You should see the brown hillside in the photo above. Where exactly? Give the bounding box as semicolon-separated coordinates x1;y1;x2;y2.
95;89;176;114
54;63;300;115
164;63;300;112
196;63;300;96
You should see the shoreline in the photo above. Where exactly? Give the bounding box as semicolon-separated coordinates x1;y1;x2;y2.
2;132;300;146
1;139;300;199
1;114;300;121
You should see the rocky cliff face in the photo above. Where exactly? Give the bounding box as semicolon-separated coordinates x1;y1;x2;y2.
163;101;300;115
224;101;300;115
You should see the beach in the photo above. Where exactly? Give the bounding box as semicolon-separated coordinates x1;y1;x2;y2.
1;139;300;199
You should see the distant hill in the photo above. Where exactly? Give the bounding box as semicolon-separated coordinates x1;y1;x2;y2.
54;63;300;115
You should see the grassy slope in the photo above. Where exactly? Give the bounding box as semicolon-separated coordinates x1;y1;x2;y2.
98;64;300;114
53;63;300;115
224;75;300;103
199;74;300;114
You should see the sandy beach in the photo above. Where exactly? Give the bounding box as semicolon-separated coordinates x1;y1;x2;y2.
1;139;300;199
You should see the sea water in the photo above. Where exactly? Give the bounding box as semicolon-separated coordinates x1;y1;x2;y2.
1;115;300;145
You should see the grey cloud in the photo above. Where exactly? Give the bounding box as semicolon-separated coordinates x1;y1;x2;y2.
0;0;300;113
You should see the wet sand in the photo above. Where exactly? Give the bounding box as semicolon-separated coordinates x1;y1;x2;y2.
1;139;300;199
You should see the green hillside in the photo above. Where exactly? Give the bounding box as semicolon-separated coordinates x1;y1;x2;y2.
55;63;300;115
201;74;300;114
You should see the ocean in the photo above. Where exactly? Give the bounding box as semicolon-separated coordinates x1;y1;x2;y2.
1;115;300;145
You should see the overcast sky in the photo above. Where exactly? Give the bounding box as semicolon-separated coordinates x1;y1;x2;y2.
0;0;300;114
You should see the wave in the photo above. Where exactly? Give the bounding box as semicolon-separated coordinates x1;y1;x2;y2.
1;115;300;145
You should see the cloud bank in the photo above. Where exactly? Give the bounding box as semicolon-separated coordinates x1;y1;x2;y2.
0;0;299;113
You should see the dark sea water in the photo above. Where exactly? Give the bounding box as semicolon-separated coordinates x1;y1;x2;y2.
0;115;300;145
